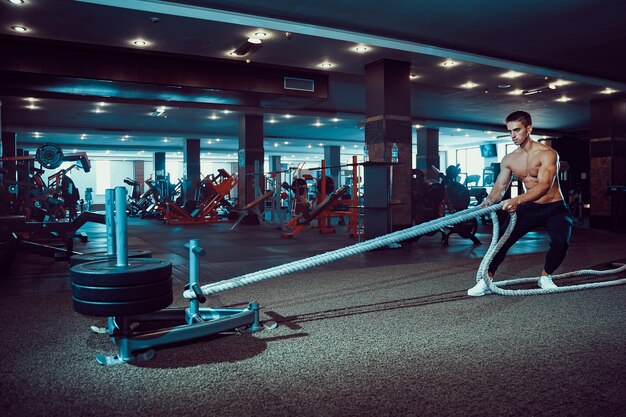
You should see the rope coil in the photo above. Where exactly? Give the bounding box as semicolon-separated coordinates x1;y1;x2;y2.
183;203;626;298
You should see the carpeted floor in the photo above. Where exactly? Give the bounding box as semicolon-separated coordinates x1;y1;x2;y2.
1;223;625;417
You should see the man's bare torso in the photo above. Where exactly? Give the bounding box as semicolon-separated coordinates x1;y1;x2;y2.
503;141;564;204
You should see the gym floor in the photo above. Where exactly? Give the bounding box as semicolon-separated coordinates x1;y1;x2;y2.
1;217;625;417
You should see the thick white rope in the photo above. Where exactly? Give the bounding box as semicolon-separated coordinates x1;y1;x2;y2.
183;203;626;298
480;211;626;295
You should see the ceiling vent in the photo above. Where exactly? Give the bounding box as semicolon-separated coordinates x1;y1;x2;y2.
284;77;315;92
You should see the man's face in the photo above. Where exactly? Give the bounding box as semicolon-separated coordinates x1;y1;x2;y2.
506;120;532;146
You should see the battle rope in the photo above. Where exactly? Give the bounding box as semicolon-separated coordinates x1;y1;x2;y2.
479;211;626;295
183;203;626;298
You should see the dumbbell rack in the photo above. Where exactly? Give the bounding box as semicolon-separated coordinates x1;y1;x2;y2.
71;187;264;366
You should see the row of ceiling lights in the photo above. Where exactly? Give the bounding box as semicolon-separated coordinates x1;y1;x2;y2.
8;0;620;99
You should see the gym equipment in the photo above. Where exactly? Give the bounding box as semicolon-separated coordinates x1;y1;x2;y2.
0;211;105;278
309;157;361;238
412;165;481;246
281;185;350;238
163;169;238;225
72;187;264;365
230;189;275;230
0;143;91;221
35;143;64;170
70;189;152;266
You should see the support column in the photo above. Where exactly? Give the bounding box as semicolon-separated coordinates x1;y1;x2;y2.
238;114;264;215
416;128;439;181
153;151;166;197
323;145;341;185
133;160;145;193
153;152;166;181
364;59;412;230
589;98;626;231
183;139;200;203
1;131;17;211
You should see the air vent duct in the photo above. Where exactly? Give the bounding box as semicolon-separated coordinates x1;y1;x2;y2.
284;77;315;92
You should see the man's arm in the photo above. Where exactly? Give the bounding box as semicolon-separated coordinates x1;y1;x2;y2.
502;150;557;211
482;159;512;206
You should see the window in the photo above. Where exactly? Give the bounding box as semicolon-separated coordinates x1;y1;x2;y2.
94;160;110;194
455;147;482;182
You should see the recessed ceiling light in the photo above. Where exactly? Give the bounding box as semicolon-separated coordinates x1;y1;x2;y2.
497;84;511;89
556;96;572;102
331;118;339;122
308;144;312;149
460;81;479;89
215;138;221;142
8;0;26;5
11;25;28;32
268;118;277;123
415;124;422;129
501;70;524;78
455;128;462;132
283;141;289;145
440;59;458;67
314;121;323;126
283;114;292;119
247;37;262;45
509;89;524;96
600;87;617;94
318;143;324;146
132;39;149;47
319;62;333;68
209;114;218;120
273;142;279;147
223;109;231;114
26;104;38;109
254;31;267;38
353;45;369;53
409;74;420;80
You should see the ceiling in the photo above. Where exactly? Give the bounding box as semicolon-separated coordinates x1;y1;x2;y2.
1;0;625;164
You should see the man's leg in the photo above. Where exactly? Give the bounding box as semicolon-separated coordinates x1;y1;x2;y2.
468;206;536;296
543;209;573;275
487;208;536;276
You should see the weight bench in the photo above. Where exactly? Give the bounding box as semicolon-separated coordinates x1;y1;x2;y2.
282;185;350;238
230;189;275;230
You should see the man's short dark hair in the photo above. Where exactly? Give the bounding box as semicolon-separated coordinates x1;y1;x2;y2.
505;111;532;127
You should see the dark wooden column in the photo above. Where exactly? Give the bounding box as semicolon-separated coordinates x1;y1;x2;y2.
238;114;264;215
364;59;412;229
589;98;626;231
416;127;439;181
183;139;200;203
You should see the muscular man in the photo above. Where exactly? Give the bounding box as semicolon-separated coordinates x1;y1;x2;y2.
468;111;573;296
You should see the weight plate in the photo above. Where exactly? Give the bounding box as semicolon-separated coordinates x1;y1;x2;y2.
35;143;64;170
71;276;172;302
70;258;171;286
69;249;152;267
72;292;173;317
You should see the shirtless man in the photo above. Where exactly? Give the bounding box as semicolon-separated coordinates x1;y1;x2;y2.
468;110;573;296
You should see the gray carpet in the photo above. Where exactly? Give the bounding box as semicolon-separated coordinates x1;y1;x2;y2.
1;236;625;416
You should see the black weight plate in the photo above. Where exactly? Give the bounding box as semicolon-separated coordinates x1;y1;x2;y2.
35;143;64;169
70;258;171;286
71;276;172;302
69;249;152;267
72;293;173;317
